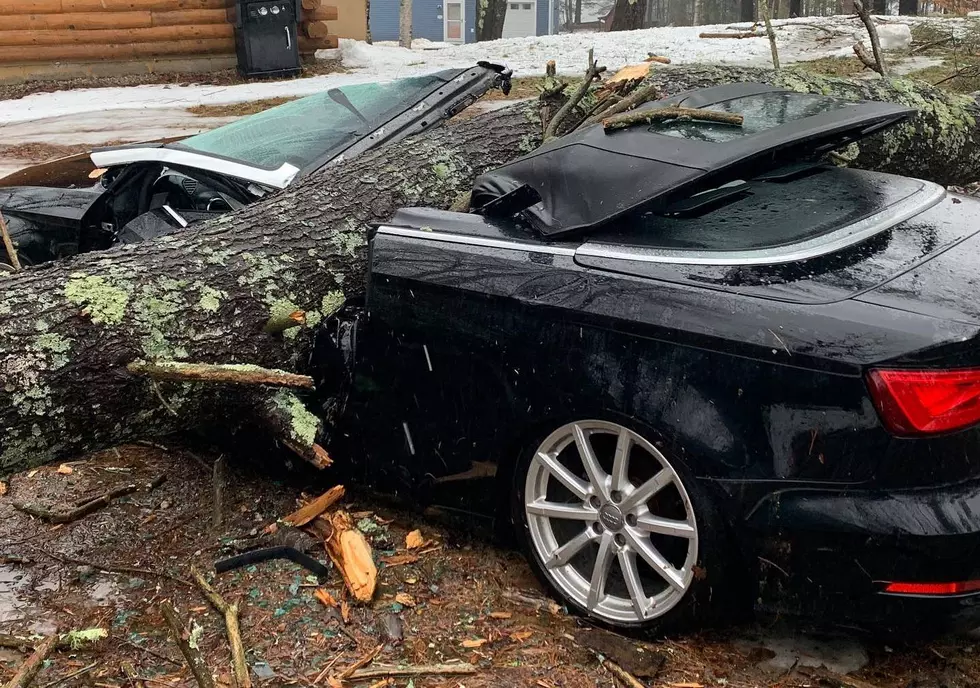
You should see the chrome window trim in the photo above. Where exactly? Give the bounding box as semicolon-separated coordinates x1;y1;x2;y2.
376;225;577;256
576;180;946;267
89;148;299;189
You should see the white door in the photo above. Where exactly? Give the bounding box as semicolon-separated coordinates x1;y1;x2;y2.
444;0;465;43
501;0;536;38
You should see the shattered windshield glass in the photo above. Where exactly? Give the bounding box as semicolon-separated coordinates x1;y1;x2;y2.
177;70;462;171
649;92;851;143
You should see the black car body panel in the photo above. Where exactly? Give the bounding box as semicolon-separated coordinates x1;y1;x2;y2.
0;185;104;263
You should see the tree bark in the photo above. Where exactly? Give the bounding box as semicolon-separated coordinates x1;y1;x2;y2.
872;0;886;12
789;0;801;15
740;0;755;21
3;66;980;473
0;102;539;473
478;0;507;40
398;0;412;47
898;0;915;14
610;0;648;29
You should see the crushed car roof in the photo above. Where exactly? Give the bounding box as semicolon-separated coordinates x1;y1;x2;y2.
471;83;916;238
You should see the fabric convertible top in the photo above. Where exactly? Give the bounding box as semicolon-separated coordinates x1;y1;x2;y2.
470;83;916;238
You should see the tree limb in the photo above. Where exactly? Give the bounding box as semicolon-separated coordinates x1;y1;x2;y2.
190;567;250;688
854;0;887;75
127;361;314;389
348;663;477;679
581;83;659;128
160;601;215;688
12;474;165;524
2;635;58;688
544;48;606;140
760;0;780;71
602;107;743;132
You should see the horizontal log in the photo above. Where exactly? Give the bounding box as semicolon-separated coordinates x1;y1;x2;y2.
302;4;337;20
0;0;228;14
0;24;232;46
298;34;337;52
0;37;234;62
0;8;227;29
302;20;330;38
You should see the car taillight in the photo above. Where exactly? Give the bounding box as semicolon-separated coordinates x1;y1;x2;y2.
882;580;980;595
867;368;980;436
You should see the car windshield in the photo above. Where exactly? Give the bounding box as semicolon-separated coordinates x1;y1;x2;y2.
648;92;851;143
177;70;462;171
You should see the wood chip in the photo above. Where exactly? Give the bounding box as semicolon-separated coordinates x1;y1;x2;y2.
394;593;415;607
461;638;487;648
510;631;533;642
282;485;345;527
340;598;351;624
324;510;377;602
380;553;418;567
405;529;424;549
489;611;512;619
0;481;7;496
56;464;73;475
314;589;338;608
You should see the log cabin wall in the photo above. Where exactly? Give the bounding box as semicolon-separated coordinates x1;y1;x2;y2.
0;0;339;83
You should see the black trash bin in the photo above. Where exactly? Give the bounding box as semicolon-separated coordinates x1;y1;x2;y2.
234;0;302;79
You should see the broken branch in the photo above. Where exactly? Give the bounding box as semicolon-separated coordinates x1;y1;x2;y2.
0;210;21;272
12;473;165;524
760;0;780;71
190;567;250;688
544;47;606;140
602;107;743;132
595;652;647;688
2;635;58;688
127;361;314;389
259;390;332;469
699;31;761;38
348;663;478;680
160;601;215;688
853;0;887;76
338;644;383;680
582;83;660;128
282;485;346;527
322;510;377;603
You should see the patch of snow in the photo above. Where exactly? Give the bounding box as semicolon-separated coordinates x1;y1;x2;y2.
891;55;944;75
853;22;911;51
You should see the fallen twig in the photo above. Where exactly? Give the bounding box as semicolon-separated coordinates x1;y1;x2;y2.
2;635;58;688
190;567;250;688
348;663;478;680
127;360;314;389
211;457;224;531
912;34;954;53
31;547;192;587
582;83;659;128
501;590;563;615
282;485;345;527
603;107;743;132
544;47;606;140
37;662;97;688
594;651;646;688
160;601;215;688
338;644;383;680
0;210;21;272
12;474;165;524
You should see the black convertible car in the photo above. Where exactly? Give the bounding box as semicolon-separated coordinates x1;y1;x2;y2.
319;83;980;633
0;63;510;269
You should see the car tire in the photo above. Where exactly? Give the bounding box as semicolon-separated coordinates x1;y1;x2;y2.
511;418;734;633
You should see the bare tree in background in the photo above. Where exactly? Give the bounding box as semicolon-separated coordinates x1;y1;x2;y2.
610;0;648;29
399;0;412;47
740;0;755;21
478;0;507;40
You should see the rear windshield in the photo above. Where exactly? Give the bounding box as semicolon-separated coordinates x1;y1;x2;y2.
177;70;460;171
648;92;851;144
586;167;919;253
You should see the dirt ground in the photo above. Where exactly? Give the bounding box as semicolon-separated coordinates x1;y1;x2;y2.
1;444;979;688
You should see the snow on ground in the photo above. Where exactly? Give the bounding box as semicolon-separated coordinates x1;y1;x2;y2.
0;14;961;128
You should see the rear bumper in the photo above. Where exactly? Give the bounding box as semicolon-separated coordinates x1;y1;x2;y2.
746;478;980;632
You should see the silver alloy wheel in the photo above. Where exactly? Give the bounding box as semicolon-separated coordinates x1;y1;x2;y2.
525;420;699;624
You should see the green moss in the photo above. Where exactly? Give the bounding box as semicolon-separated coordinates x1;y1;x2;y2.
272;390;319;446
64;274;131;326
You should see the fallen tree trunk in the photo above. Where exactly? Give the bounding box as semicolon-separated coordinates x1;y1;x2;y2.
2;65;980;473
0;101;540;473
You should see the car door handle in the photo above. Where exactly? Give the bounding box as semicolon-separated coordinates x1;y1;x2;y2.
285;26;291;49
